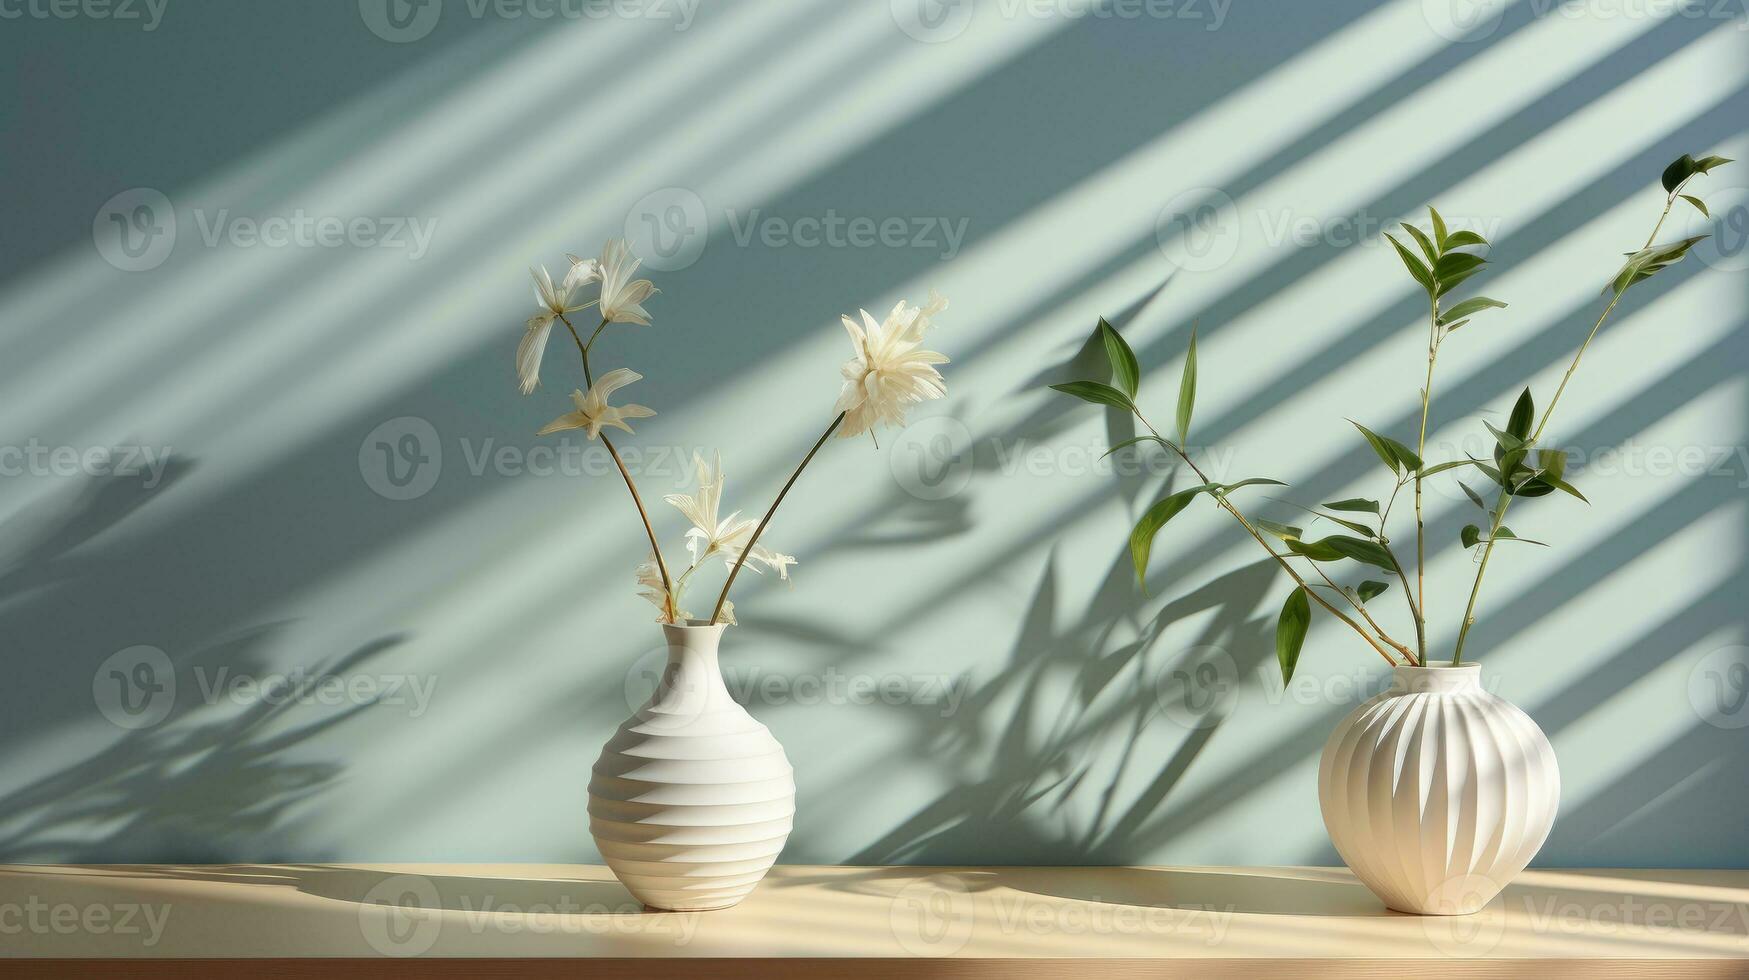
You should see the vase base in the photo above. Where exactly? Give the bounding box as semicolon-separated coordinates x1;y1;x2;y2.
1385;902;1484;916
643;901;741;913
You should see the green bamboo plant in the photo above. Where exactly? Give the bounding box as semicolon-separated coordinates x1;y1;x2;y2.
1051;153;1730;679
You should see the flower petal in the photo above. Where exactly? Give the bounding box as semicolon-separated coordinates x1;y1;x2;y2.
537;409;588;436
517;314;555;395
593;367;643;399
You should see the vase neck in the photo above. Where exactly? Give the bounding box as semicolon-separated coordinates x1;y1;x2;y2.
1390;664;1482;695
645;622;734;716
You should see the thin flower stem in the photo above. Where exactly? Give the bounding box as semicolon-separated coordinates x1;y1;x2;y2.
1411;293;1439;663
710;412;846;625
1451;187;1682;664
558;313;677;621
1134;411;1404;666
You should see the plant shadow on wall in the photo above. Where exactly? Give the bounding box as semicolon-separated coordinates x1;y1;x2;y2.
0;628;408;864
0;468;408;863
824;141;1747;870
845;550;1278;866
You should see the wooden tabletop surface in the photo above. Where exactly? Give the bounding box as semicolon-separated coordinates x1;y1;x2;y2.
1;864;1745;976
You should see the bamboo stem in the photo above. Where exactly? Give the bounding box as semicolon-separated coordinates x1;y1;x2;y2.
1450;186;1682;664
1134;411;1403;666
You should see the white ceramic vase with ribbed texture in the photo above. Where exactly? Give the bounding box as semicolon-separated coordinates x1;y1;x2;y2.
1318;664;1559;915
588;621;794;911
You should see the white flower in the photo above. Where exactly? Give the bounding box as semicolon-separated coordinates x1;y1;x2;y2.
594;238;658;326
517;261;599;395
834;290;949;439
635;554;679;623
537;367;656;440
664;452;797;579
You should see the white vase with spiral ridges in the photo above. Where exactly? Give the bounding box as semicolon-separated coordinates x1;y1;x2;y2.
588;621;794;911
1318;663;1559;914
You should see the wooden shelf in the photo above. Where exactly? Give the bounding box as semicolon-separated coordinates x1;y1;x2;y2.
2;864;1745;976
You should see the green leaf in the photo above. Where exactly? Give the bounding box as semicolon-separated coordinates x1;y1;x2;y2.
1423;457;1489;477
1319;513;1380;537
1435;263;1488;297
1383;435;1423;472
1549;476;1588;504
1400;222;1439;265
1130;487;1212;591
1385;234;1435;296
1662;154;1698;193
1284;537;1344;562
1252;518;1304;542
1321;535;1399;571
1275;587;1311;685
1176;326;1197;447
1461;524;1482;548
1484;420;1524;452
1680;194;1709;219
1440;296;1507;325
1441;230;1488;249
1443;319;1472;334
1511;476;1556;498
1535;448;1568;483
1659;154;1727;193
1348;419;1422;474
1324;497;1381;514
1051;380;1134;412
1100;434;1172;459
1434;251;1486;283
1429;207;1450;250
1460;483;1487;510
1356;580;1389;603
1610;235;1708;295
1493;526;1548;547
1215;478;1288;494
1507;387;1535;441
1098;318;1140;398
1350;420;1400;475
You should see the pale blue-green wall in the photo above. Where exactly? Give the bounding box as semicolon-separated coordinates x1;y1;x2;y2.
0;0;1744;868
